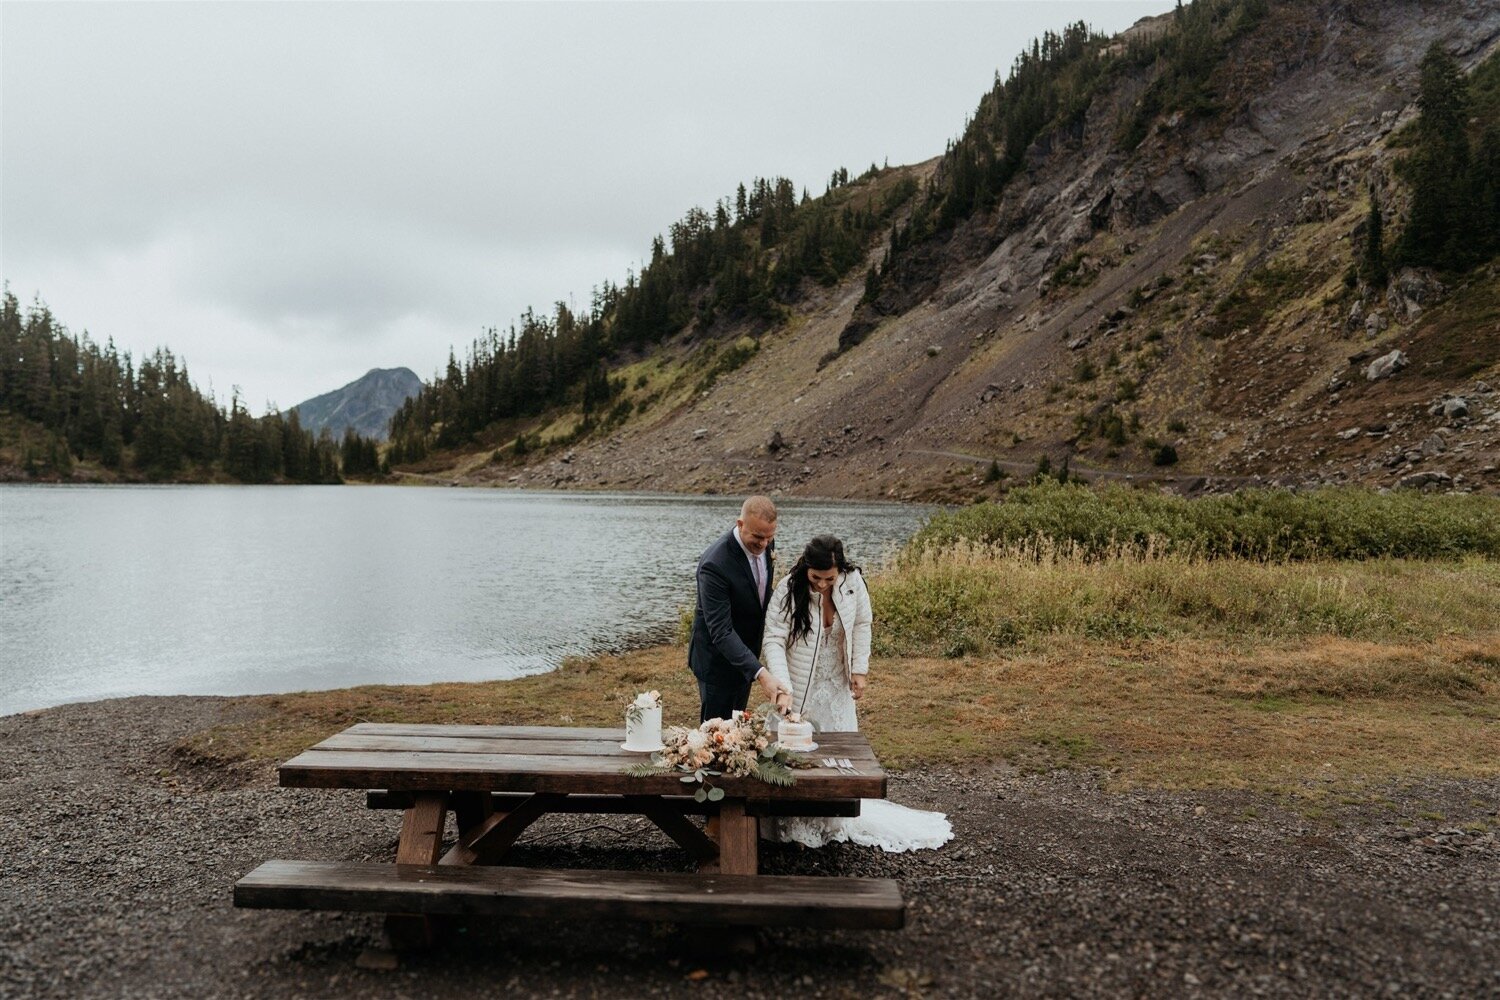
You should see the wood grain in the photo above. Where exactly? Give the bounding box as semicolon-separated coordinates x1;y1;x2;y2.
715;799;758;877
235;860;905;929
281;748;885;799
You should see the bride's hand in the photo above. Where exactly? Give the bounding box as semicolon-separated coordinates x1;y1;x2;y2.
850;674;867;700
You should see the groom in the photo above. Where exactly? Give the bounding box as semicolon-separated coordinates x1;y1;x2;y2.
689;495;791;722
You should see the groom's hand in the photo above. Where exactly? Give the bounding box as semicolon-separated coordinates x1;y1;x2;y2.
850;674;868;700
755;668;788;708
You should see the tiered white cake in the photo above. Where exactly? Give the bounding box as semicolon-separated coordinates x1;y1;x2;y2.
623;700;663;751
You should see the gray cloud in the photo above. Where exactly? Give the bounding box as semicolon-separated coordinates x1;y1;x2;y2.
3;1;1169;410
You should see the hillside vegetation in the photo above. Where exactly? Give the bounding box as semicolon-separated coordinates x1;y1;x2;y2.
397;0;1499;501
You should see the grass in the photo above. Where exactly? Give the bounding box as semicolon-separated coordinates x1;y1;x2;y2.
172;486;1500;792
873;546;1500;655
910;482;1500;561
177;632;1500;792
177;535;1500;793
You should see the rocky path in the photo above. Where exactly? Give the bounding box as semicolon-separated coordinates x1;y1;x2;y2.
1;696;1496;999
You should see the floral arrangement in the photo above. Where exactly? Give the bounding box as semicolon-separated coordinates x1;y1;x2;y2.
625;689;662;725
625;704;809;802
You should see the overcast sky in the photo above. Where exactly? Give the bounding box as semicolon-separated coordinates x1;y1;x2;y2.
2;1;1169;413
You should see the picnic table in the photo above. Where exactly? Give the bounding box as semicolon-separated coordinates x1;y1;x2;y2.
234;723;905;944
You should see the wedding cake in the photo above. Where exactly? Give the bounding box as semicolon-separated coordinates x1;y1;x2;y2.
777;715;815;751
623;691;663;751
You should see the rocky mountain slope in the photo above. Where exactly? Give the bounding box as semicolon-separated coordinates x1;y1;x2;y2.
423;1;1500;500
291;367;421;441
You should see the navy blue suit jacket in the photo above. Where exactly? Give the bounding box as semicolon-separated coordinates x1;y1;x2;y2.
688;530;773;689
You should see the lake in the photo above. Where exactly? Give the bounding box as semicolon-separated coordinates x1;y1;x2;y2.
0;485;930;716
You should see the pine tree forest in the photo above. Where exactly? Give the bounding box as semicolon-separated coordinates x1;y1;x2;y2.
386;168;918;458
0;291;377;483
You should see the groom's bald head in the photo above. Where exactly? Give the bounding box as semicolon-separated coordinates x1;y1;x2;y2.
740;496;777;523
737;495;778;556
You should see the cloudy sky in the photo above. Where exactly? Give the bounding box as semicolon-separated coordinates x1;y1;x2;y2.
3;1;1169;413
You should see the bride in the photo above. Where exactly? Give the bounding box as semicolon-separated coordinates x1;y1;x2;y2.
761;535;951;851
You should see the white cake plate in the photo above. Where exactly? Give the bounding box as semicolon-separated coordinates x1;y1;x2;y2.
620;742;666;752
781;742;819;753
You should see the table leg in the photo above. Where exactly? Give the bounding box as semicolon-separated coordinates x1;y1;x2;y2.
387;792;449;949
633;796;718;864
715;798;759;876
450;791;495;843
441;792;562;866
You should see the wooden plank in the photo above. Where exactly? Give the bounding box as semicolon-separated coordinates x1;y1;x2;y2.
348;723;629;740
319;733;636;757
366;790;862;818
440;793;564;866
339;723;880;760
280;750;885;799
235;860;905;930
715;799;758;877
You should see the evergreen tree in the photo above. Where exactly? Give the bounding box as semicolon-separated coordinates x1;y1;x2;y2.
0;290;378;483
1396;44;1477;270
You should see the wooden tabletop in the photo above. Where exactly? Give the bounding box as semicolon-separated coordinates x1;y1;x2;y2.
279;723;888;800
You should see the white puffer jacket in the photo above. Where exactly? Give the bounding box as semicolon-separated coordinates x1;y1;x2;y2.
762;570;872;699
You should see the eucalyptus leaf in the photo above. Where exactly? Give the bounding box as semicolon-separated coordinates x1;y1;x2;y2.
693;787;708;803
680;774;698;783
706;786;725;802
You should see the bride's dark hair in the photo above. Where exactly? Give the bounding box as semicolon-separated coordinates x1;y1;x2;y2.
781;534;859;646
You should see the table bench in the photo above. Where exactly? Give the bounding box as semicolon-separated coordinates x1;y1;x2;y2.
235;722;903;944
236;860;904;929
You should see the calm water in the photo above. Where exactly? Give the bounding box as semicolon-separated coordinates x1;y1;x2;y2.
0;485;929;716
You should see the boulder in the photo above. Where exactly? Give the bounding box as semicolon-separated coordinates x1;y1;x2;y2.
1396;470;1452;491
1365;350;1407;381
1385;268;1445;323
1443;398;1470;420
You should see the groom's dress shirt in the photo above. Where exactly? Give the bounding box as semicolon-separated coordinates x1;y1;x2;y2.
733;525;768;604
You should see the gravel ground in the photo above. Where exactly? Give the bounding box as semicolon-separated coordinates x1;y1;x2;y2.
1;696;1497;1000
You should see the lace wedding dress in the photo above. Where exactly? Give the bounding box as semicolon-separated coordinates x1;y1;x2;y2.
769;611;952;852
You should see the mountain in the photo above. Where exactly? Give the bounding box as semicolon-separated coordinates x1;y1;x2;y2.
292;368;422;442
395;0;1500;499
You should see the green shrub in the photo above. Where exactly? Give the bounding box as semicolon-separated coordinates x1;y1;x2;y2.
907;482;1500;562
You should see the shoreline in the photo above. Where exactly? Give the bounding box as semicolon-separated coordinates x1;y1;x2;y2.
0;475;943;507
1;690;1496;998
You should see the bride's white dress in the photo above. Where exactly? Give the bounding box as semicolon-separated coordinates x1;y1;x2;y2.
770;612;952;852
